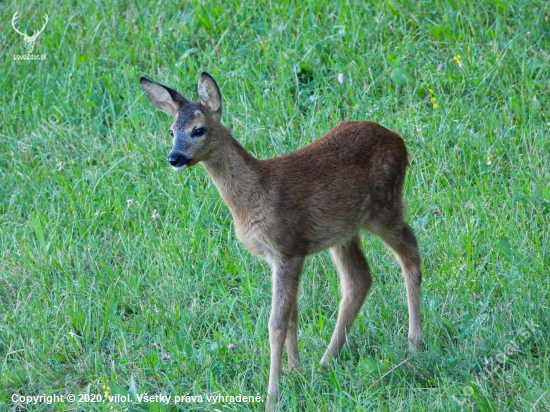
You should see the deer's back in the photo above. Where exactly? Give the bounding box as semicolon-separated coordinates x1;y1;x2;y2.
239;121;409;259
268;121;407;175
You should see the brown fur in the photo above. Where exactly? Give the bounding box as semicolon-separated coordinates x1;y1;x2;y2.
141;72;423;410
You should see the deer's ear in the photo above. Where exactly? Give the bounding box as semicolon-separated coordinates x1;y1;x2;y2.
140;77;188;116
197;72;222;122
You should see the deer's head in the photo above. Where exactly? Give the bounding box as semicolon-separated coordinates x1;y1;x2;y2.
140;72;224;171
12;12;49;54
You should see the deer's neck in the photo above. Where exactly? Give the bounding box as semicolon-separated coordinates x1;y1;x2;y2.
200;131;264;221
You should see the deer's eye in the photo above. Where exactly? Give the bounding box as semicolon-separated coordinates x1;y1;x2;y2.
169;130;174;136
192;127;205;137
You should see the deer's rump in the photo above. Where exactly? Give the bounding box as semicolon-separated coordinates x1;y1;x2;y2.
259;121;409;256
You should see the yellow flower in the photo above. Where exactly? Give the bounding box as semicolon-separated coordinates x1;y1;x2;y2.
487;154;494;165
453;55;463;67
429;90;438;108
103;384;110;399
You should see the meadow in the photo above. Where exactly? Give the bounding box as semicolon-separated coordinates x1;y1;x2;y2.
1;0;549;410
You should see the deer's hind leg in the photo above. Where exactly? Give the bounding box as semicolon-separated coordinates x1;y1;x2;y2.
320;234;372;367
371;219;423;349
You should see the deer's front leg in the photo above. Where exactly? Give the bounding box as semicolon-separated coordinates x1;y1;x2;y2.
266;256;304;411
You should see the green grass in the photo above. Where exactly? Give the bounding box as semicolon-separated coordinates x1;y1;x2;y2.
1;0;549;410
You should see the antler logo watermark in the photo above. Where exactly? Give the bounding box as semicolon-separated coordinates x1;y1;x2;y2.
12;11;48;60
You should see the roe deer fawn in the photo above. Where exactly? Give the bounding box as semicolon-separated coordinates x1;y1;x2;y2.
140;72;423;410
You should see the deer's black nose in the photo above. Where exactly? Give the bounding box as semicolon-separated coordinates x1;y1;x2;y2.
168;153;191;167
168;155;180;166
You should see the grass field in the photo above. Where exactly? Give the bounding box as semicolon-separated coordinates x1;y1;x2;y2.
1;0;550;410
